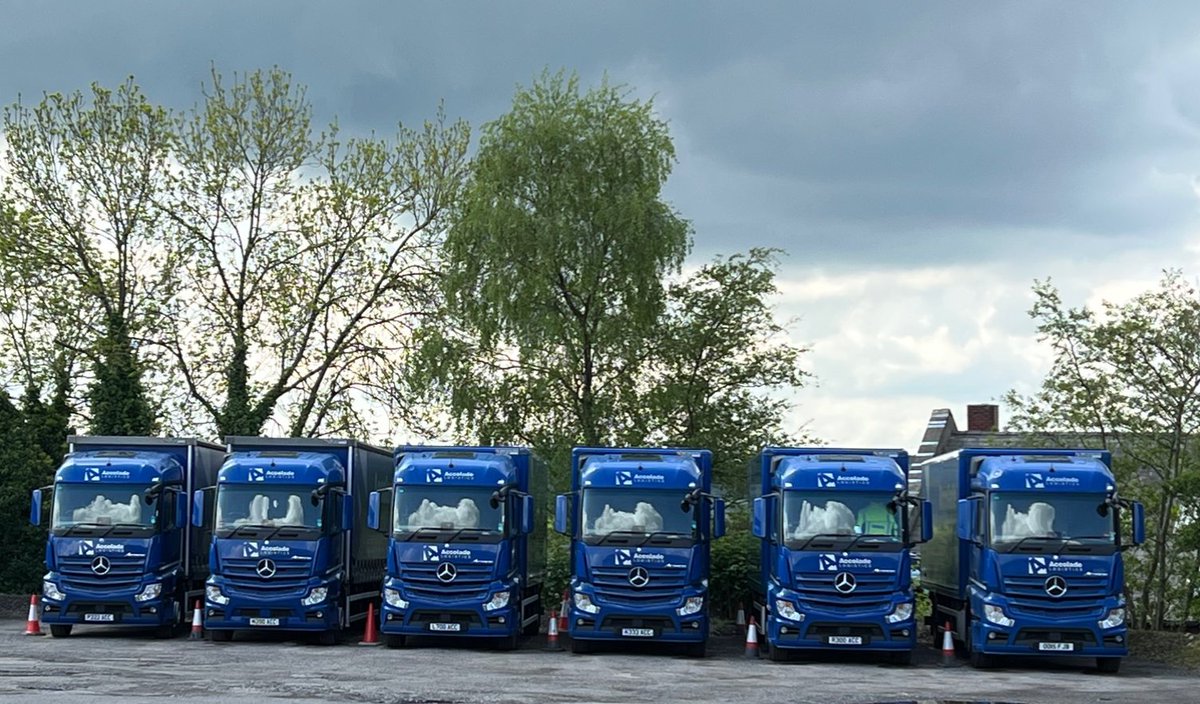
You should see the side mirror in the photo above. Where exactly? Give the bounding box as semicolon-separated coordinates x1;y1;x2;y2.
554;495;569;535
340;494;353;532
956;499;976;542
920;500;934;543
368;491;381;531
192;491;206;528
751;497;766;539
713;498;726;539
520;495;535;535
175;490;188;529
30;488;43;526
1131;502;1145;546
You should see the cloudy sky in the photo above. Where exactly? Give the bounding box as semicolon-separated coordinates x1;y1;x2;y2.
3;1;1200;451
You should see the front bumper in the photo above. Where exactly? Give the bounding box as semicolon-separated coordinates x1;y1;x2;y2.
567;584;707;644
40;578;179;628
203;580;339;633
767;588;915;653
970;590;1128;657
380;578;519;639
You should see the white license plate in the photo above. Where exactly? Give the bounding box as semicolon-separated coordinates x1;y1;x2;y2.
827;635;863;645
83;613;115;622
1039;642;1074;651
248;618;280;627
621;627;655;638
429;622;461;632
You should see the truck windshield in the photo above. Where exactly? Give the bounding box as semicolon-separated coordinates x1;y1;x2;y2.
990;492;1115;552
781;491;901;549
51;483;158;535
215;485;323;538
392;485;505;542
581;488;696;546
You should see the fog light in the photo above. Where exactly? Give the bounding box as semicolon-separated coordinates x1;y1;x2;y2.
206;584;229;606
901;629;909;637
1098;608;1125;630
775;599;804;622
983;604;1014;628
988;631;997;640
577;619;585;626
885;602;913;624
135;582;162;603
498;616;505;624
574;592;599;614
316;612;323;619
384;589;409;609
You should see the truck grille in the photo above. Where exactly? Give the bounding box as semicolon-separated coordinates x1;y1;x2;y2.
1002;574;1111;619
398;561;492;601
58;554;146;591
592;566;688;606
794;571;895;611
222;557;310;598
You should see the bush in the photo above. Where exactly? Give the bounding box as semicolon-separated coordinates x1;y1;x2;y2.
709;507;757;618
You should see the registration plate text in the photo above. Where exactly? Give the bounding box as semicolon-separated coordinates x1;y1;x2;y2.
429;622;461;632
621;627;655;637
827;635;863;645
83;613;115;622
1038;642;1074;651
248;618;280;627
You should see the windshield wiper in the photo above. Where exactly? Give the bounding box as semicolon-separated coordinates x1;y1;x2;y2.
230;524;272;537
443;527;495;542
639;531;690;546
793;533;851;551
1000;536;1063;553
61;522;110;536
839;534;896;551
595;530;647;545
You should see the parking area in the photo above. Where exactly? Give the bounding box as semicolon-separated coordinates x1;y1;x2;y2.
0;621;1196;703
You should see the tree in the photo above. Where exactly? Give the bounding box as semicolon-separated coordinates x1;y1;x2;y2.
632;248;813;496
440;71;690;472
161;68;470;438
0;393;55;593
3;79;175;435
1005;271;1200;629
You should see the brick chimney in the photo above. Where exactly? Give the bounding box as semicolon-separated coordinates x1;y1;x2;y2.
966;404;999;432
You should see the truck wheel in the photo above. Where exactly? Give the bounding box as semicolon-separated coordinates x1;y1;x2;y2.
317;630;338;646
888;650;913;666
496;633;520;651
684;641;706;658
385;634;407;649
1096;657;1121;674
208;629;233;643
49;624;72;638
968;648;993;669
154;623;177;639
570;637;593;654
767;643;792;662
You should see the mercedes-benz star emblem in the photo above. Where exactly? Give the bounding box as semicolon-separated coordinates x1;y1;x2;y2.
255;558;277;579
436;562;458;583
833;571;857;594
1045;575;1068;598
90;556;111;576
628;566;650;588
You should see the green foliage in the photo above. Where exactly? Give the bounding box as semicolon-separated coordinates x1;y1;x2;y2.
0;394;55;593
545;527;571;604
89;315;156;435
1006;271;1200;628
709;508;758;618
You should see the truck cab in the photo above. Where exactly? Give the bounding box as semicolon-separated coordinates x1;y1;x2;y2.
919;448;1145;672
32;437;223;637
751;448;932;663
198;437;390;644
368;446;546;650
555;447;725;657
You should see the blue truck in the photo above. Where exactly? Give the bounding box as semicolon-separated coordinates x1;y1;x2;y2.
750;448;932;663
917;448;1145;672
197;437;392;644
31;436;224;638
554;447;725;656
367;446;547;650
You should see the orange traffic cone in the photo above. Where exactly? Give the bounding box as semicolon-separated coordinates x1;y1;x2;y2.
744;615;759;657
544;609;563;651
359;602;380;645
940;620;956;666
23;595;43;636
189;599;203;640
736;603;746;630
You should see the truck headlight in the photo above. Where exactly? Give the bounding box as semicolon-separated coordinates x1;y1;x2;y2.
574;592;599;614
384;588;408;609
1099;608;1125;630
135;583;162;602
206;584;229;606
483;590;511;612
301;587;328;606
775;598;804;622
43;581;65;601
983;604;1014;628
886;601;913;623
677;597;704;616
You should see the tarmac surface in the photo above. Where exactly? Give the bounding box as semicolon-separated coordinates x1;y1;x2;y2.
0;620;1196;703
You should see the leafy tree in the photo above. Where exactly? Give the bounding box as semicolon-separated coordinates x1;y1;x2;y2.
161;67;470;438
0;393;54;593
1005;271;1200;628
3;79;175;435
439;70;690;478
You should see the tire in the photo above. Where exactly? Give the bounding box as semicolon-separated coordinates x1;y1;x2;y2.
767;642;792;662
154;623;177;639
1096;657;1121;674
968;648;993;669
684;640;706;658
889;649;913;666
49;624;72;638
208;629;233;643
317;630;338;646
496;632;520;651
385;634;407;649
570;637;593;654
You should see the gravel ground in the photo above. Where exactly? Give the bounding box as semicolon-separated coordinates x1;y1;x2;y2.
0;620;1197;703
